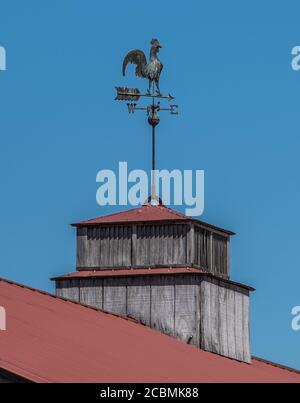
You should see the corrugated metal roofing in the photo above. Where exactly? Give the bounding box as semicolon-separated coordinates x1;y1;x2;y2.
72;205;235;235
0;277;298;383
51;267;255;291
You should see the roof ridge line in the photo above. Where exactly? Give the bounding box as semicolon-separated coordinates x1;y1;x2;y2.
160;204;190;219
71;205;144;225
71;204;191;227
252;356;300;375
70;205;235;235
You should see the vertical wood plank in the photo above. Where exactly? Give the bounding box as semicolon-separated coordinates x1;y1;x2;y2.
103;277;127;315
174;275;197;345
158;225;164;264
226;238;230;277
172;224;178;264
218;282;229;357
146;225;151;265
149;225;155;265
200;279;212;352
226;284;236;359
79;278;103;309
234;290;245;362
88;226;100;267
187;223;195;265
242;293;251;363
120;226;127;267
140;226;147;265
210;279;220;354
127;276;151;325
76;227;88;268
150;275;175;336
100;227;109;266
162;225;167;265
178;225;185;264
108;227;114;266
131;225;137;267
168;225;174;265
194;227;198;266
113;225;124;267
57;279;80;301
209;232;213;273
56;281;64;297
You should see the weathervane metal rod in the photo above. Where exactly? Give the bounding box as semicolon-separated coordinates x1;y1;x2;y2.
147;102;160;202
151;123;156;199
152;122;155;173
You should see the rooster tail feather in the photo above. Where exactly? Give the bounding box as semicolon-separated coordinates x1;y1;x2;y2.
122;49;147;78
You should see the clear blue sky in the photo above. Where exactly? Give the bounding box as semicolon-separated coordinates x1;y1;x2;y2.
0;0;300;369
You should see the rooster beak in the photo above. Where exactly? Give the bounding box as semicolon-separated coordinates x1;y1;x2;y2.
158;45;162;48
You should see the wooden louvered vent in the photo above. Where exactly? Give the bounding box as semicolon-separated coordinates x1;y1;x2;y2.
76;222;229;277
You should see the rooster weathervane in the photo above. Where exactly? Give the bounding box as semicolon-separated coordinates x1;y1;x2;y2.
115;38;179;204
123;38;163;96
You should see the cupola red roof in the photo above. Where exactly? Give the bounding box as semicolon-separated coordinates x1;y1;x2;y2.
72;204;234;235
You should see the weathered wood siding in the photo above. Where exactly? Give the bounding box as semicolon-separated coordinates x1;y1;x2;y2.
103;278;127;315
174;275;200;346
150;276;175;336
127;276;151;325
77;224;188;268
194;226;229;277
56;279;79;301
80;278;103;309
212;234;228;276
200;278;250;363
135;224;188;266
76;223;230;276
56;274;250;362
77;226;132;268
194;226;210;270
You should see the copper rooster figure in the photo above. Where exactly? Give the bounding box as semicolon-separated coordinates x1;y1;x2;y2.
122;38;163;96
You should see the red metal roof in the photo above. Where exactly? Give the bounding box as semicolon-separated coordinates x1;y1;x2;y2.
0;277;298;383
52;267;255;291
72;205;234;235
73;205;188;225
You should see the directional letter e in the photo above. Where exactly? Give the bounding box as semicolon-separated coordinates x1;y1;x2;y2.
0;306;6;330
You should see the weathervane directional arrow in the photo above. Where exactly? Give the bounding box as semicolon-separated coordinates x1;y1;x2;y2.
115;87;175;102
114;39;179;204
